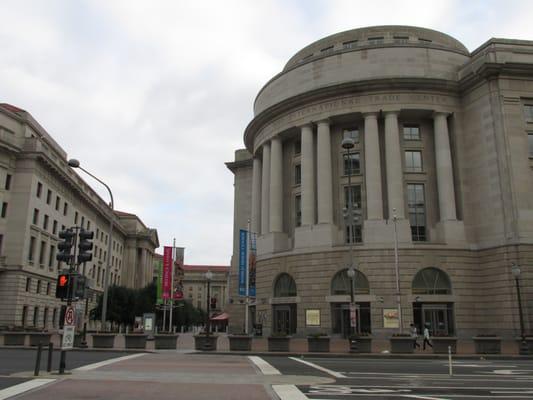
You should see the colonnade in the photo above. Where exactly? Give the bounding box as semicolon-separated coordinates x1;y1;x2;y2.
250;111;458;242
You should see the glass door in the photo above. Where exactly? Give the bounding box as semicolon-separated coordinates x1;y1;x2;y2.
273;305;291;335
422;304;449;336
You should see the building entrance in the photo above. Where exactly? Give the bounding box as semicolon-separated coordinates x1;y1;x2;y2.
413;302;454;336
272;304;297;335
332;302;371;337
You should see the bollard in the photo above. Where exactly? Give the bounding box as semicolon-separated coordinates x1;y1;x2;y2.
47;342;54;372
448;345;453;376
59;350;66;374
34;343;43;376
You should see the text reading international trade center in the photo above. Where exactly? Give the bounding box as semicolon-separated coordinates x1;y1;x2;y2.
227;26;533;347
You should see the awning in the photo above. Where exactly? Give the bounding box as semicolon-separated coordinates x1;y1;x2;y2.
210;312;229;321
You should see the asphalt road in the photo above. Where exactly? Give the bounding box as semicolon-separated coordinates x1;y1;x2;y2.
0;348;139;395
264;356;533;399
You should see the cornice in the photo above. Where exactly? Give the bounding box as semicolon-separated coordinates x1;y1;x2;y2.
225;158;253;173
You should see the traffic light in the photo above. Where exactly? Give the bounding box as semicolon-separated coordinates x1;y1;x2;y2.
56;229;75;264
77;228;94;264
73;274;87;299
210;297;217;310
55;272;72;299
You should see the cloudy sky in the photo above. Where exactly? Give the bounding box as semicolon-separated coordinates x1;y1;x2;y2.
1;0;532;264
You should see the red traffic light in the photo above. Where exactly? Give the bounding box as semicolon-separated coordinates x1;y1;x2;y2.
58;275;69;287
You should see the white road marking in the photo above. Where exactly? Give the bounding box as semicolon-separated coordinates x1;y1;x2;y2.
273;384;309;399
73;353;146;371
0;379;55;400
402;395;448;400
248;356;281;375
289;357;347;378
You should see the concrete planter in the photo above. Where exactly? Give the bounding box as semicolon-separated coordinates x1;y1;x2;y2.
228;335;252;351
517;337;533;355
154;334;179;350
268;336;291;352
349;336;372;353
28;333;51;346
473;336;501;354
390;336;415;354
432;337;457;354
3;332;26;346
92;333;116;349
124;334;147;349
194;335;218;351
307;337;330;352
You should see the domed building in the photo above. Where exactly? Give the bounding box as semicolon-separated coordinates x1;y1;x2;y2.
226;26;533;345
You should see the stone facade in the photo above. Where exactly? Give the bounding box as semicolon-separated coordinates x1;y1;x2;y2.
0;104;159;330
182;265;229;313
227;26;533;339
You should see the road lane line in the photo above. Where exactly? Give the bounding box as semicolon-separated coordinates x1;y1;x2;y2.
273;385;309;399
288;357;346;378
73;353;146;371
0;379;55;400
248;356;281;375
402;395;448;400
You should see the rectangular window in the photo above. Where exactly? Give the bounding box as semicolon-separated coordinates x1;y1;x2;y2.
49;245;55;268
405;150;423;172
294;140;301;155
403;125;420;140
343;153;360;175
1;202;7;218
368;36;384;44
343;185;362;244
294;164;301;185
43;308;49;328
524;104;533;121
343;40;358;49
53;220;58;235
96;228;100;239
28;237;36;262
81;216;85;227
0;234;3;256
528;133;533;157
74;211;78;224
295;195;302;227
39;241;46;265
394;35;409;44
43;214;49;230
408;183;427;241
343;128;359;143
33;307;39;326
33;208;39;225
55;196;60;211
5;174;11;190
46;282;51;295
63;202;68;216
36;182;42;198
36;280;41;294
26;277;31;292
46;189;52;205
87;220;90;230
22;306;28;326
320;45;334;53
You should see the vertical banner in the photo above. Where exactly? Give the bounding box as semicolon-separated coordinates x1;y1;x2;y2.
162;246;172;299
248;232;257;297
156;259;163;304
238;229;247;296
173;247;184;300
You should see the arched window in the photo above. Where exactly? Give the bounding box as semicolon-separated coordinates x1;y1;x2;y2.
273;273;297;297
331;269;370;295
412;267;452;295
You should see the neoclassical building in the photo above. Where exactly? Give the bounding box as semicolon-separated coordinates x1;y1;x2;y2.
226;26;533;341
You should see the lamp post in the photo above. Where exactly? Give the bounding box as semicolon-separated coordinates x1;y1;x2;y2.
511;263;528;355
68;159;114;331
392;208;403;334
342;137;357;337
205;270;213;335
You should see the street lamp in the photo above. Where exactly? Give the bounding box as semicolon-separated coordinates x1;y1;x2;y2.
205;270;213;335
342;137;357;338
68;159;114;331
392;208;403;334
511;263;528;355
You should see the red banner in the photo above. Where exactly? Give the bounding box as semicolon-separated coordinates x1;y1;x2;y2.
162;246;172;299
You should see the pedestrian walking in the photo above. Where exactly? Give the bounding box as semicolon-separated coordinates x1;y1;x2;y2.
410;323;420;349
423;324;433;350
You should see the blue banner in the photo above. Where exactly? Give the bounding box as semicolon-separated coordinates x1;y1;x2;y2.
238;229;247;296
248;232;256;297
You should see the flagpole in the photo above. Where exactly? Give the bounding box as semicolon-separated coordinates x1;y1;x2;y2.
169;239;176;333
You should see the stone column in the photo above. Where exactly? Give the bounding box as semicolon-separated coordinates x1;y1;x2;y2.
364;112;383;220
301;124;315;226
317;120;333;224
384;111;405;218
260;142;270;235
269;137;283;233
251;156;262;234
434;112;457;221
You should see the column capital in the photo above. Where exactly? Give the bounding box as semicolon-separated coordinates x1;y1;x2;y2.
433;111;451;118
384;110;400;118
362;112;379;119
315;118;331;126
298;122;314;130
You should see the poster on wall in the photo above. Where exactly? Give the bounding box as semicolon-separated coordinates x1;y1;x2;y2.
383;308;400;328
306;309;321;326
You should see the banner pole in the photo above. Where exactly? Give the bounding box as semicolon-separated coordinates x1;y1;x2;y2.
169;239;176;333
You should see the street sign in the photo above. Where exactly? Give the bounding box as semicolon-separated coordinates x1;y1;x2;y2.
64;306;75;326
62;325;75;350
